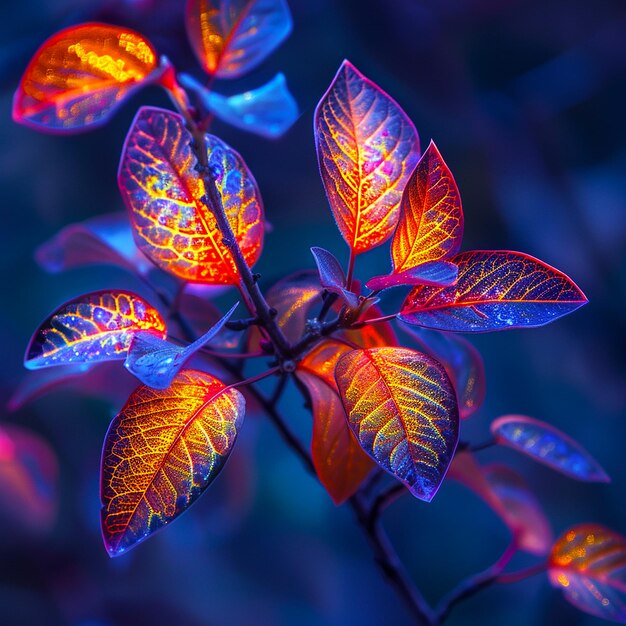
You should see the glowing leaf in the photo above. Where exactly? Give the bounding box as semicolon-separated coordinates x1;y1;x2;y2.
315;60;420;254
483;464;552;556
448;453;552;555
335;347;458;501
118;106;264;284
125;303;238;388
491;415;609;482
36;212;152;276
25;291;166;370
13;23;158;133
366;261;458;292
0;425;58;533
310;246;359;308
401;326;485;419
185;0;292;78
298;340;374;504
179;72;298;138
400;250;588;332
101;369;245;556
391;141;463;272
549;524;626;622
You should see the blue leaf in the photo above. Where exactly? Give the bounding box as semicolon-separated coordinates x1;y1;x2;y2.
124;303;238;389
179;73;298;138
310;246;358;308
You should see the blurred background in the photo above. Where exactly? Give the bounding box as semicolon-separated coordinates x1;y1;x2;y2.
1;0;626;624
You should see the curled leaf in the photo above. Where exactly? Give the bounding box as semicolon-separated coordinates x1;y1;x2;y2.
118;106;264;284
185;0;292;78
335;347;458;501
25;291;166;369
400;250;588;332
179;72;298;138
315;60;419;254
125;302;238;388
14;23;158;132
101;369;245;556
310;246;358;308
491;415;609;482
549;524;626;622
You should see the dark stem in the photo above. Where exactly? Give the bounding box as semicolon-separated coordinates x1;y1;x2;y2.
368;482;407;527
497;561;547;584
346;249;356;292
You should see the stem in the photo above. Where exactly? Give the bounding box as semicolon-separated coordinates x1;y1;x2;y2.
435;541;518;623
226;366;280;391
352;313;398;328
497;561;547;584
346;249;356;291
368;483;407;526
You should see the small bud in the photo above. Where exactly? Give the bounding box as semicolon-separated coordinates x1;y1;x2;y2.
269;307;278;318
281;359;296;373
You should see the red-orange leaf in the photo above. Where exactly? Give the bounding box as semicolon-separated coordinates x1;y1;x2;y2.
315;60;420;254
549;524;626;622
14;23;158;133
335;347;458;501
118;106;264;284
100;369;245;556
185;0;292;78
392;141;463;272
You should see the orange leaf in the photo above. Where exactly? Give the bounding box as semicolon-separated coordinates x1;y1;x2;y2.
14;23;158;132
315;61;420;254
549;524;626;622
118;107;264;284
100;369;245;556
392;141;463;272
335;347;458;501
185;0;292;78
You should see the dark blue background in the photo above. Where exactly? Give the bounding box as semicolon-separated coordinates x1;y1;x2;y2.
1;1;626;624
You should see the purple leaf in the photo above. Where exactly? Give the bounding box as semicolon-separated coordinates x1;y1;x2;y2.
179;72;298;138
366;261;458;291
491;415;610;482
310;246;358;308
125;303;238;388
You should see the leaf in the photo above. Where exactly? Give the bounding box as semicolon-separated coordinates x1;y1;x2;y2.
185;0;292;78
549;524;626;622
401;326;485;419
483;464;552;556
35;212;152;276
0;425;58;533
310;246;359;308
315;60;420;254
13;23;158;133
179;72;298;138
365;261;458;292
25;291;166;370
400;250;588;332
125;302;238;388
491;415;609;482
335;347;458;501
101;369;245;556
118;106;264;284
297;340;374;504
448;453;552;556
391;141;463;273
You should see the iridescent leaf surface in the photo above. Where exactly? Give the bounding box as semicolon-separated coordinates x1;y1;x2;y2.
400;250;588;332
401;326;485;419
0;425;58;533
549;524;626;622
298;340;374;504
185;0;292;78
35;212;152;276
179;72;298;138
101;369;245;556
13;23;158;132
118;107;264;284
366;261;458;292
315;60;420;254
483;464;552;556
335;347;458;501
491;415;609;482
25;291;166;370
391;141;463;272
125;303;238;388
310;246;358;308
